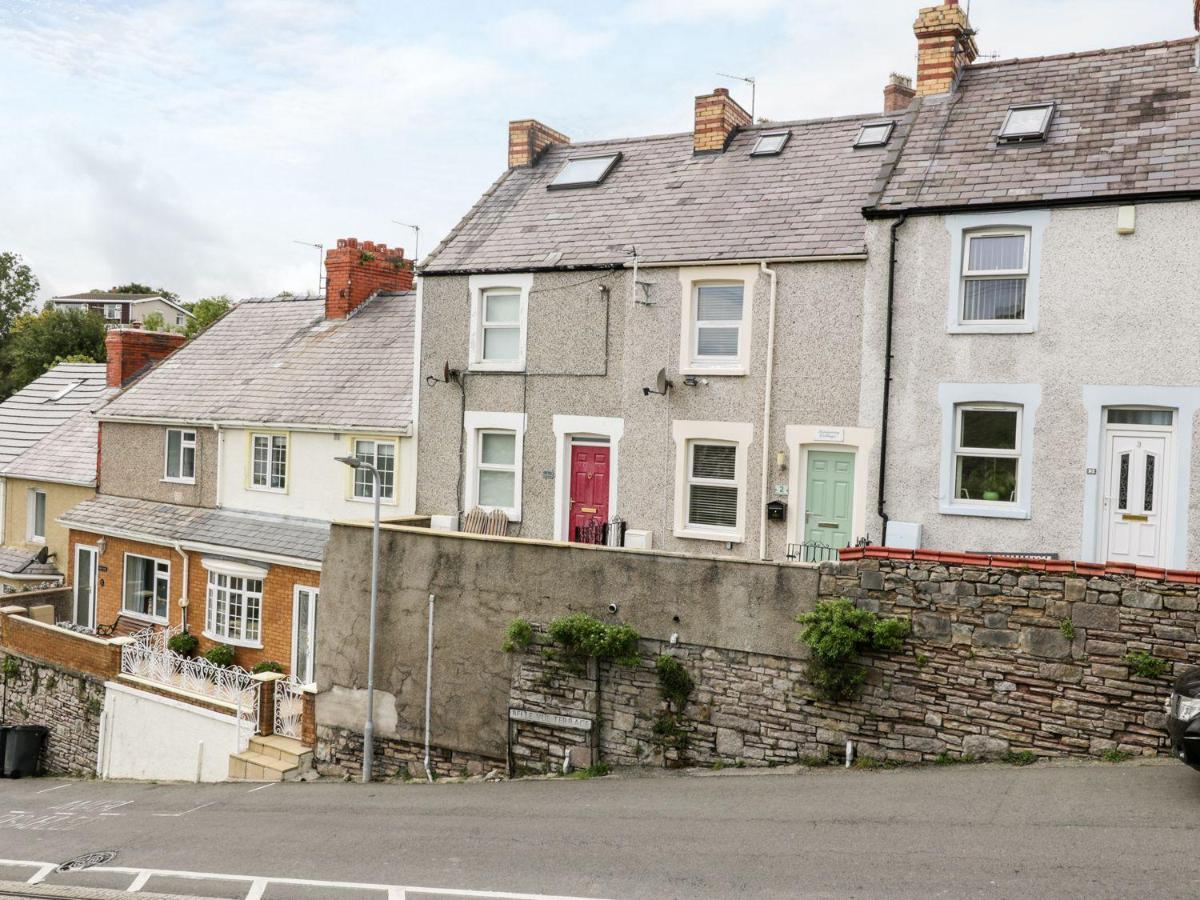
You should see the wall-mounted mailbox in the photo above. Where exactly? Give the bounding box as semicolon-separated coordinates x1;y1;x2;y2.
766;500;787;522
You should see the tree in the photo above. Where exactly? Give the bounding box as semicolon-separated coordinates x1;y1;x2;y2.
184;295;231;339
141;311;168;332
0;307;107;398
0;252;39;343
110;282;178;303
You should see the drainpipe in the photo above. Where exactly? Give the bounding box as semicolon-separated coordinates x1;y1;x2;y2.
758;261;779;560
173;542;190;633
876;216;908;543
212;425;223;509
423;592;435;783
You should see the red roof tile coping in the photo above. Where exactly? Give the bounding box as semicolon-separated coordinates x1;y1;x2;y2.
837;547;1200;587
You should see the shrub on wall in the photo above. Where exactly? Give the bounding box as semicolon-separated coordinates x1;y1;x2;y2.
501;619;534;654
252;660;284;674
544;613;640;673
796;598;910;702
203;644;236;668
1125;650;1169;680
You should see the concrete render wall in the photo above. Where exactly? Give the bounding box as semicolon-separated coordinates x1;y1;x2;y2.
100;421;218;508
0;648;105;775
314;523;819;766
417;260;869;561
510;555;1185;770
857;202;1200;565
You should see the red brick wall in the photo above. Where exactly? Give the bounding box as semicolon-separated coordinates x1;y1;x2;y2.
0;608;121;680
324;238;414;319
105;328;186;387
69;529;320;673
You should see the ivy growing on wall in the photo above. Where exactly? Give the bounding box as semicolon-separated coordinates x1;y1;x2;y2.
796;598;910;702
652;654;696;757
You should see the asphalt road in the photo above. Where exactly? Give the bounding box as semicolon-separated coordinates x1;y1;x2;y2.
1;759;1198;899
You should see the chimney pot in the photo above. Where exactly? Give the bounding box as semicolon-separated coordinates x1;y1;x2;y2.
693;87;751;154
324;236;414;320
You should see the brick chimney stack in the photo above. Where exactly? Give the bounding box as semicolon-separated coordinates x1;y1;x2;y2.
694;87;752;153
883;73;916;114
324;238;414;320
913;0;978;96
508;119;570;168
106;328;186;388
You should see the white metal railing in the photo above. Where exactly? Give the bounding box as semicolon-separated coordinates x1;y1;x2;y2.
274;677;307;740
120;641;260;737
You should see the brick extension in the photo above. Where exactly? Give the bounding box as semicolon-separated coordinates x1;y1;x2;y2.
105;328;186;388
507;118;570;168
913;0;978;96
323;237;414;320
693;87;751;153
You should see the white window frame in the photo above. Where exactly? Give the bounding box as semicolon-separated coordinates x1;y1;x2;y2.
468;273;531;372
202;559;266;648
938;383;1040;520
958;227;1031;325
678;265;757;376
103;303;122;322
122;552;171;623
249;431;289;493
292;585;319;684
27;488;46;543
163;428;197;484
463;410;526;522
347;436;399;505
945;211;1048;334
672;420;753;542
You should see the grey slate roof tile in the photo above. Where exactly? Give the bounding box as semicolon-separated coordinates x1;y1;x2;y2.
871;38;1200;212
98;293;416;431
59;495;329;563
420;114;900;273
0;363;108;469
1;387;118;486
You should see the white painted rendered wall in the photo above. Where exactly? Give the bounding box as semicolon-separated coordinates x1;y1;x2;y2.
218;428;416;522
98;682;241;782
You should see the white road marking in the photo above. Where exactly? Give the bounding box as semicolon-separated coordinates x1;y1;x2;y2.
152;801;215;817
35;784;71;794
246;782;275;793
0;858;612;900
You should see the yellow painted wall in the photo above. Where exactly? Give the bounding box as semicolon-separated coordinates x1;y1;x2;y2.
2;477;95;580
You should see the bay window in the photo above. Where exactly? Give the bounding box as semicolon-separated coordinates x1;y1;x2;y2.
205;568;263;646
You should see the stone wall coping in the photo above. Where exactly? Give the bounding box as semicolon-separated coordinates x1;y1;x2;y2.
252;671;285;683
839;546;1199;585
117;673;241;715
0;605;26;615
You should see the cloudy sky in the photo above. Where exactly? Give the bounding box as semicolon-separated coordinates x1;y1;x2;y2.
0;0;1192;302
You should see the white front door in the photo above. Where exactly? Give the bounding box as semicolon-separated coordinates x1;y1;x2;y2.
292;586;318;684
73;544;98;629
1102;431;1169;566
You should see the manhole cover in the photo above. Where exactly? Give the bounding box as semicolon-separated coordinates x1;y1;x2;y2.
56;850;118;872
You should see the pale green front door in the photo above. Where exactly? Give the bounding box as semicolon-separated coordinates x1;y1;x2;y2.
804;450;855;549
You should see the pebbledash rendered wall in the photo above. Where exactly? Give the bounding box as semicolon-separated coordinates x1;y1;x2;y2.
510;551;1193;769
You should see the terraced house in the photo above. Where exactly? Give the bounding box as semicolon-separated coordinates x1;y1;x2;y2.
59;239;417;678
417;86;906;561
860;1;1200;569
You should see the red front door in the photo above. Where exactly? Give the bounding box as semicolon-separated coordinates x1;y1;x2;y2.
569;443;610;541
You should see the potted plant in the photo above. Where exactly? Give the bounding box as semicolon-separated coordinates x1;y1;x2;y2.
203;644;236;668
982;468;1015;502
167;631;199;657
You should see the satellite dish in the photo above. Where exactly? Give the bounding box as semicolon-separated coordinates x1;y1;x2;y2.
35;546;49;564
642;367;674;397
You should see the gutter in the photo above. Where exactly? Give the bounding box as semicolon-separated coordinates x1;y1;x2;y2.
757;261;779;561
94;415;412;437
876;215;908;540
628;254;866;269
864;189;1200;220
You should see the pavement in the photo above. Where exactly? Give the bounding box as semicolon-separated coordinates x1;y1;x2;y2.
0;758;1198;899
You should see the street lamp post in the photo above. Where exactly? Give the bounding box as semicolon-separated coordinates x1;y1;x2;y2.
335;454;382;784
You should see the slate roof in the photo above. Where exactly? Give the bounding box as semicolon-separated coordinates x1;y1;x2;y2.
0;364;108;469
0;387;117;486
59;495;330;564
0;546;61;577
98;293;416;431
54;292;161;302
870;38;1200;213
420;113;901;273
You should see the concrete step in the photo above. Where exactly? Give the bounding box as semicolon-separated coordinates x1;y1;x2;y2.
248;734;313;770
229;750;297;783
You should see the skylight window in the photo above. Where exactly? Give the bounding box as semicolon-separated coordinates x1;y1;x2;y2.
854;122;894;148
548;153;621;189
999;103;1055;143
750;131;790;156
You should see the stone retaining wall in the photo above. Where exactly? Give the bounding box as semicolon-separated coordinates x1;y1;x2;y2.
315;724;504;780
509;557;1191;770
0;649;104;775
